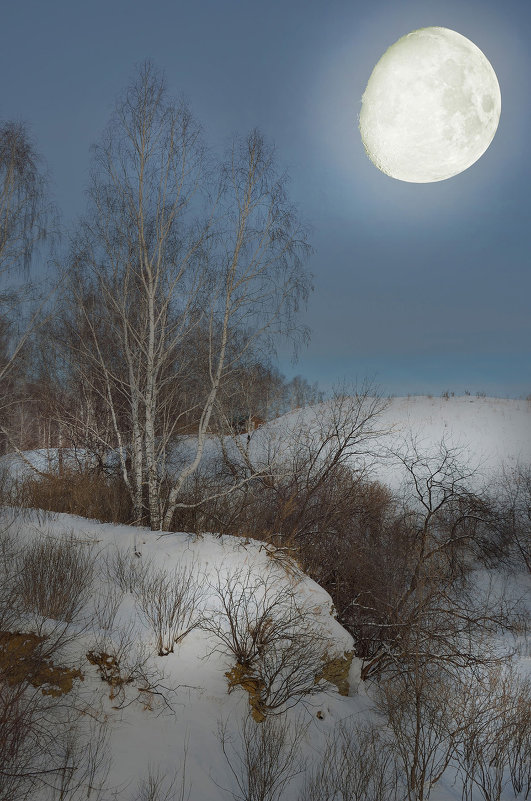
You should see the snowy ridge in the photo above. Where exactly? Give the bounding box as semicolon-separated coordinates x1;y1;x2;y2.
245;395;531;490
2;396;530;800
3;510;362;800
4;397;530;490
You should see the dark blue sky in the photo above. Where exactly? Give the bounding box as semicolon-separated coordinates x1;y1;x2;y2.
1;0;530;397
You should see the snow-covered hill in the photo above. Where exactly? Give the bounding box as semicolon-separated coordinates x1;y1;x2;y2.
243;395;531;492
4;396;530;491
1;396;529;800
1;509;366;801
374;395;531;475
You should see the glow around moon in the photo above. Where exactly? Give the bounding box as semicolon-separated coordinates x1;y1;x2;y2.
359;27;501;182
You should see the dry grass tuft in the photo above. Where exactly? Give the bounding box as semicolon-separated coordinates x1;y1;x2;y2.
17;466;133;524
18;533;95;622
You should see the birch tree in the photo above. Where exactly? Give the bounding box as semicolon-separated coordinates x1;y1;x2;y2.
0;121;57;457
0;122;55;380
63;62;311;530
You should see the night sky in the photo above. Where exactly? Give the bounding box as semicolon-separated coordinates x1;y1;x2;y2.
1;0;530;397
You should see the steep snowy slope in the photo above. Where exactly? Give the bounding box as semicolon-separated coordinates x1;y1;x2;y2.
1;509;363;800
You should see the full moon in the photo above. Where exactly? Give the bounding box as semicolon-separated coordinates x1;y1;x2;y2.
359;27;501;182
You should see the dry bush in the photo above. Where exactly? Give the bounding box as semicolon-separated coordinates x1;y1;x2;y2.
200;423;520;696
165;464;229;537
483;463;531;572
204;567;336;718
369;661;531;801
375;669;461;801
341;512;479;681
184;393;412;687
38;713;111;801
217;713;306;801
301;719;402;801
0;512;97;800
0;682;39;801
105;544;153;595
87;624;166;710
16;465;133;524
133;760;190;801
0;519;23;632
291;476;405;665
453;664;531;801
198;447;407;684
323;439;522;683
88;583;175;711
0;684;94;801
225;631;333;721
0;645;99;801
185;385;387;542
92;581;124;633
135;560;204;656
17;532;95;623
0;515;18;575
90;581;158;702
203;567;304;669
225;467;410;684
170;415;522;696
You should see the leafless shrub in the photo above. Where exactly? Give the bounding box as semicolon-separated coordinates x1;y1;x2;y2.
88;617;166;709
89;580;175;710
301;719;402;801
217;713;306;801
92;582;123;634
17;465;133;523
0;516;105;801
135;560;204;656
0;682;39;801
0;520;23;632
204;567;311;667
132;757;191;801
0;674;105;801
337;437;523;682
40;713;111;801
508;684;531;799
0;516;18;578
373;659;531;801
245;631;333;717
105;545;153;595
17;532;95;623
209;386;388;546
16;466;133;525
453;664;531;801
375;669;460;801
204;567;336;718
486;463;531;572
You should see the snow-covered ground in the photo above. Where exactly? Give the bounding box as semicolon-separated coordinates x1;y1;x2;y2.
2;509;366;800
241;395;531;494
2;396;530;800
373;395;531;485
4;396;530;490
